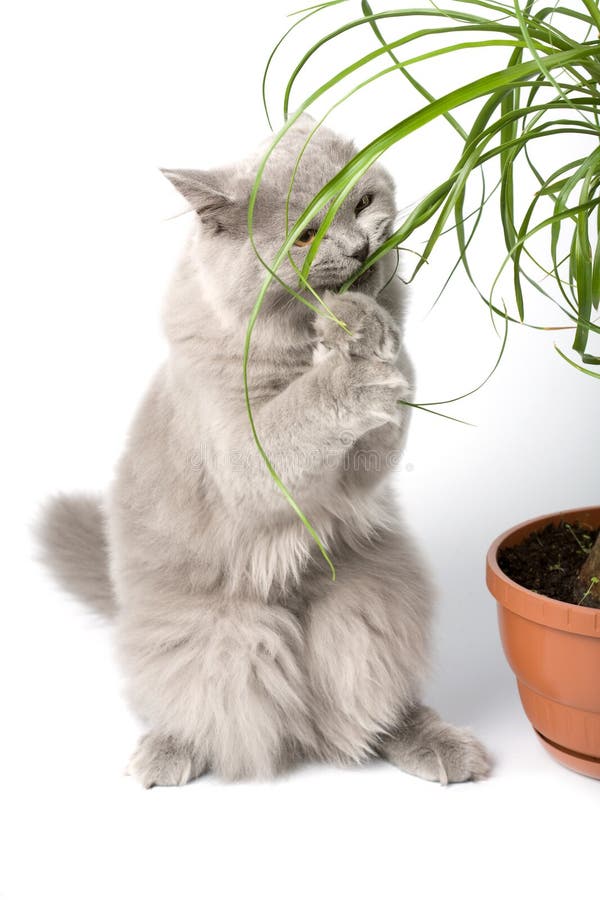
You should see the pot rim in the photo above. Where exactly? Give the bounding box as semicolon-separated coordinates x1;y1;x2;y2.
486;505;600;638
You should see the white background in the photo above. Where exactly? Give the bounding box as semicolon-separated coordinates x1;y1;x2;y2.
1;2;599;898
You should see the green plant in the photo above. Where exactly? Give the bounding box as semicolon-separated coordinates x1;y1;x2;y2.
579;575;600;604
245;0;600;574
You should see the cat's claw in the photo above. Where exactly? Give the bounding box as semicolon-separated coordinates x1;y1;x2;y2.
381;706;493;785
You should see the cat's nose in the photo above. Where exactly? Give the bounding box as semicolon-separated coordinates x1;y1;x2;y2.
351;240;370;263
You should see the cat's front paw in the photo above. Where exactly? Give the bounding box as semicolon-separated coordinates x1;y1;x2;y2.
332;355;409;431
315;290;401;362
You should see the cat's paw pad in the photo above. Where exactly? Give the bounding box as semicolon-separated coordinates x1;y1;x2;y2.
126;733;205;789
315;291;401;362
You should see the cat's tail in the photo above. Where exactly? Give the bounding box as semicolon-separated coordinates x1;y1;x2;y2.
35;493;116;617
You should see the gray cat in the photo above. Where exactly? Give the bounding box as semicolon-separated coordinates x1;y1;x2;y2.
38;117;491;787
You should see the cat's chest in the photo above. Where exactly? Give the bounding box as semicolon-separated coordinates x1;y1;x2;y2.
251;346;315;399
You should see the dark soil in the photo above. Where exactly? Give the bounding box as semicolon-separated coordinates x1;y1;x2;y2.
498;521;600;609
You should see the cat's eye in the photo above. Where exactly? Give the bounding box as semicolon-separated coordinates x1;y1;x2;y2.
355;193;373;214
294;228;317;247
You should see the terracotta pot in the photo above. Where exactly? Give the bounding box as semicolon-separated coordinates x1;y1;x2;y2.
486;506;600;779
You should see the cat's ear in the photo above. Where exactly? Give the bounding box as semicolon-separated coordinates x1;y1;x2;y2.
160;168;241;235
293;112;316;132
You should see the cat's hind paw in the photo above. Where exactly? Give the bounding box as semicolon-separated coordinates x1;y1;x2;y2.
126;732;207;789
381;705;492;785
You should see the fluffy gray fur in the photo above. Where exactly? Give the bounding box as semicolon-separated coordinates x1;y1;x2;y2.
37;117;491;786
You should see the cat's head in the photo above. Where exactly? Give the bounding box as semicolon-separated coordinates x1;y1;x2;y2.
162;116;397;322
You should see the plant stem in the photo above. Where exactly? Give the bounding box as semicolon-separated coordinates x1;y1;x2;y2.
574;531;600;605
